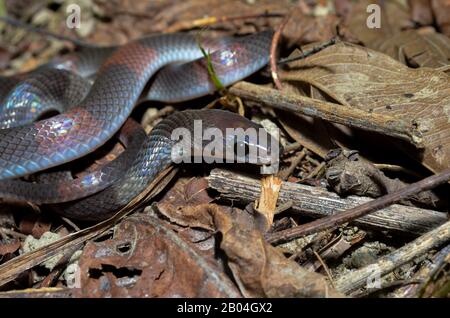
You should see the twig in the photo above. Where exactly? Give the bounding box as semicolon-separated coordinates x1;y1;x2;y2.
270;13;291;90
165;12;284;33
0;228;27;239
373;163;424;179
60;216;80;232
229;81;424;147
416;243;450;297
353;279;423;298
334;220;450;294
313;250;334;287
305;161;325;179
207;169;448;238
282;141;303;154
266;168;450;244
278;148;306;180
277;38;337;65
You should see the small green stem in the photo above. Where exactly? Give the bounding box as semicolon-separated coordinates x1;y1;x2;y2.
197;36;225;93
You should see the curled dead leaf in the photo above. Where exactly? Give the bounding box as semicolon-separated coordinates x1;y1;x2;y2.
280;42;450;173
156;177;216;230
373;29;450;69
212;208;344;297
74;215;240;298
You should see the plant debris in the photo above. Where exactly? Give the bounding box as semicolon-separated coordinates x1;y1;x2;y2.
0;0;449;299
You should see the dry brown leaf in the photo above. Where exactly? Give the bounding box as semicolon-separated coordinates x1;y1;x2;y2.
156;176;261;234
0;240;21;256
150;178;342;297
283;6;340;46
432;0;450;37
19;214;51;239
74;214;240;298
156;177;216;230
343;0;414;45
373;29;450;68
91;0;342;48
409;0;434;26
280;42;450;173
212;208;343;297
89;0;289;44
278;113;333;158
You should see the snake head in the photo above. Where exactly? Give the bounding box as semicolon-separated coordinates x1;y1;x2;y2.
169;110;280;173
202;110;279;171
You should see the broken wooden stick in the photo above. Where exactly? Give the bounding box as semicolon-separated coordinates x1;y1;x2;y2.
255;175;282;228
334;220;450;295
229;81;423;146
207;169;447;237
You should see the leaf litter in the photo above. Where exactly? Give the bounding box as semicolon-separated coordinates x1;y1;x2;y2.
0;0;449;298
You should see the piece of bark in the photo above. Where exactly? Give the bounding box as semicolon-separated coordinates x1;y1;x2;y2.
255;175;282;229
334;220;450;295
207;169;447;236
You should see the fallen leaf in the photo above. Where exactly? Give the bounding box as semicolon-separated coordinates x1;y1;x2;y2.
343;0;414;45
409;0;434;26
152;175;341;297
19;214;51;239
89;0;289;44
212;207;343;297
74;214;241;298
280;42;450;173
0;240;21;256
373;29;450;68
432;0;450;37
156;177;216;230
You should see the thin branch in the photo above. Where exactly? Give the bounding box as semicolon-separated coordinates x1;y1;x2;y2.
229;81;424;147
277;38;337;65
270;13;291;90
207;169;448;238
278;148;306;180
335;220;450;294
266;168;450;244
165;12;284;33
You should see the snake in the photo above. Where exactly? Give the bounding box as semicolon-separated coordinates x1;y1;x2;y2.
0;31;275;220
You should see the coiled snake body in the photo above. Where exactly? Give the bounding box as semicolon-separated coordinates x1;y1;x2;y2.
0;31;274;220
